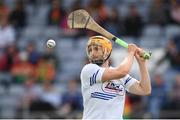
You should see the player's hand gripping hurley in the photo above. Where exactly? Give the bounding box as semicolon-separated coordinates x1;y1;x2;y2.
67;9;151;60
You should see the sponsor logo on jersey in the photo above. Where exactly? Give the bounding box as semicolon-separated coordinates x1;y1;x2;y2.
102;81;125;96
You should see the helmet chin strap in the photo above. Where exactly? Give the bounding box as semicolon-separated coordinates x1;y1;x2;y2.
91;50;112;66
91;59;104;66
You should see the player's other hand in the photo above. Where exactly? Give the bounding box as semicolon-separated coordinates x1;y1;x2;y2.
128;44;138;55
135;48;146;63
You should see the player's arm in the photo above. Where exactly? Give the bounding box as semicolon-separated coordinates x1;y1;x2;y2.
102;44;137;82
128;48;151;95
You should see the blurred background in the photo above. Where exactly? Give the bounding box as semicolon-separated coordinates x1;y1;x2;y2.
0;0;180;119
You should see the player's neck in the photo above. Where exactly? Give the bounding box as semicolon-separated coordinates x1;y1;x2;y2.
101;60;109;67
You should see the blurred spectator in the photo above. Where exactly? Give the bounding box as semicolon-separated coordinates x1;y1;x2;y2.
128;95;144;119
123;96;132;119
172;34;180;56
16;76;41;118
59;14;67;30
86;0;108;25
61;0;87;38
0;44;19;72
170;0;180;24
29;81;60;118
29;100;57;119
58;79;83;119
168;74;180;110
9;0;27;32
21;77;41;105
0;13;15;49
42;47;59;70
156;35;180;91
105;8;125;37
148;0;169;26
148;74;167;118
70;0;82;11
35;57;55;83
47;0;66;26
86;0;108;36
39;81;61;108
26;41;40;65
161;74;180;118
11;51;35;83
124;5;143;38
0;0;9;17
157;35;180;71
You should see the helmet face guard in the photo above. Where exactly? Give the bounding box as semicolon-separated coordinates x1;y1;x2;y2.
86;36;112;66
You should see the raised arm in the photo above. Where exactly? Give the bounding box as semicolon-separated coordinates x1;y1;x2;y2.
128;48;151;95
102;44;137;82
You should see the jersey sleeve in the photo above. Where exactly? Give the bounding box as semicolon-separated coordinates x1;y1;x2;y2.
80;64;105;87
121;74;138;92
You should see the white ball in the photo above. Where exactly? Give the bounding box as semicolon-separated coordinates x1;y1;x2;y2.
47;39;56;48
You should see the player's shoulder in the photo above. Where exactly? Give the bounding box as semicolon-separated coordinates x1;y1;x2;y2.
81;63;99;81
81;63;100;74
82;63;99;69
